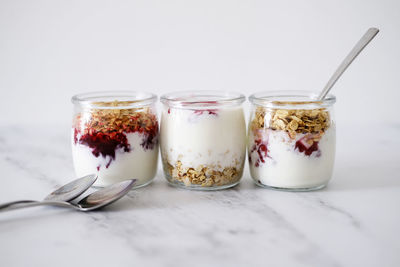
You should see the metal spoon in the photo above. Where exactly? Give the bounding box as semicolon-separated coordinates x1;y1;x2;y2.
318;27;379;100
0;179;136;212
0;174;97;210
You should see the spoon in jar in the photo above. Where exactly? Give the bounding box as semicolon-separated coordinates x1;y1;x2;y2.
317;27;379;100
0;179;136;212
0;174;97;210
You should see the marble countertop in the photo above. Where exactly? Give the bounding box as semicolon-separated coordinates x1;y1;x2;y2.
0;122;399;267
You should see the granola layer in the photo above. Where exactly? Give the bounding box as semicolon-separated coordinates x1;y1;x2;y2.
74;101;158;139
165;160;242;187
251;107;330;140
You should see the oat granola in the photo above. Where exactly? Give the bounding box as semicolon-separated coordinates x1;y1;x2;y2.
251;107;330;139
74;100;158;136
165;160;241;187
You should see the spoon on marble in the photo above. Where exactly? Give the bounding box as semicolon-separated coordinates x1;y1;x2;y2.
0;174;98;210
317;27;379;100
0;179;136;212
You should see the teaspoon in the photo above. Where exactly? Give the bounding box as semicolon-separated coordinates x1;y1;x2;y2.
318;27;379;100
0;174;97;210
0;179;136;212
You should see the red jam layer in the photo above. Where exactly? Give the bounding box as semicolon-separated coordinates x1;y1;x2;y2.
294;135;320;156
167;101;219;116
193;109;218;116
76;129;130;169
251;133;321;167
74;125;158;170
250;139;270;167
167;108;218;116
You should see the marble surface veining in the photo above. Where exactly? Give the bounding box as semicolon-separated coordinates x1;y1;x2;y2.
0;123;399;267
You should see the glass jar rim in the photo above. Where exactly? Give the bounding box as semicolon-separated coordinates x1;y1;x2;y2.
160;90;245;109
249;90;336;108
71;91;157;109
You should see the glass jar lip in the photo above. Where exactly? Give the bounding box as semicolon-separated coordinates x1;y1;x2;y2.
160;90;245;109
249;90;336;108
71;91;157;109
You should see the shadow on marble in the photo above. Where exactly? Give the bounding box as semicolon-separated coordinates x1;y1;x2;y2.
0;207;75;225
326;161;400;191
120;178;253;209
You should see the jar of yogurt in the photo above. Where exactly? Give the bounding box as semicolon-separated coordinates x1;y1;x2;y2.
160;91;246;190
248;91;336;191
71;91;159;188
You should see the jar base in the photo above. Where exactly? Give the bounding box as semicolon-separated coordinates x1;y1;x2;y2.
166;179;240;191
254;181;327;192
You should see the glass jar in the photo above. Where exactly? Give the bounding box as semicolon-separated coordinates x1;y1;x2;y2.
160;91;246;190
71;91;159;188
248;91;336;191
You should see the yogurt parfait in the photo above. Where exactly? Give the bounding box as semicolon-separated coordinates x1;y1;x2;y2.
248;91;336;191
71;91;159;188
160;91;246;190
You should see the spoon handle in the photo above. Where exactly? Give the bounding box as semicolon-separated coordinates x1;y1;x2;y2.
318;28;379;100
0;200;77;212
0;200;37;210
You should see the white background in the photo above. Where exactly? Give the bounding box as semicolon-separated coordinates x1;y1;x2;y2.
1;2;400;266
0;0;399;125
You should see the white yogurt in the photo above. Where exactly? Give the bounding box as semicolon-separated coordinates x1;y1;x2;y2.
160;107;246;173
72;131;158;187
249;126;335;189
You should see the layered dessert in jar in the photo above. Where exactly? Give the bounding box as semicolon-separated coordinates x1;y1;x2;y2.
248;91;336;191
160;91;246;190
71;92;159;188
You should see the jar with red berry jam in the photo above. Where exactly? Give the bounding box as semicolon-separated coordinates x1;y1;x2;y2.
160;91;246;190
71;91;159;188
248;91;336;191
